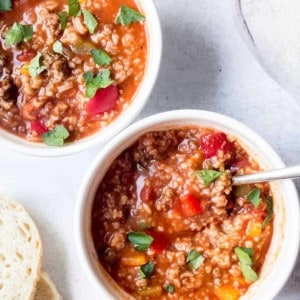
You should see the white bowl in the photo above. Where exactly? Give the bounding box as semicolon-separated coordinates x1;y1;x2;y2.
231;0;300;100
75;109;300;300
0;0;162;157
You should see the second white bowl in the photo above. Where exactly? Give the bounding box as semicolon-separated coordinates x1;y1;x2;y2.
75;109;300;300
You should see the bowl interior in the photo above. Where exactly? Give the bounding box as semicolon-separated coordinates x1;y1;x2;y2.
76;110;300;300
0;0;161;157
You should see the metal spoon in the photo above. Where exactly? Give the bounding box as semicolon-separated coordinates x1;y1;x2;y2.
232;165;300;185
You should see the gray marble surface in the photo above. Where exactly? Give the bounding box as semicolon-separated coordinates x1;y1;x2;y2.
0;0;299;299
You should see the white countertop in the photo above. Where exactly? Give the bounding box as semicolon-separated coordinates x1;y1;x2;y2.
0;0;299;299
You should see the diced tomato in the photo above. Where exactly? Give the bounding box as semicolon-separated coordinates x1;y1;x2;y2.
200;132;233;159
86;86;119;114
17;49;36;62
146;230;169;254
254;207;267;221
30;121;47;135
243;203;267;222
140;185;154;202
178;193;203;217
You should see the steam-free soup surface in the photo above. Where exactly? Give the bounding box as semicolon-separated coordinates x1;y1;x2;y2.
92;128;274;299
0;0;147;144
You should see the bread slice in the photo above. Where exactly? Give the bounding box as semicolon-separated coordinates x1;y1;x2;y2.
0;195;42;300
34;272;62;300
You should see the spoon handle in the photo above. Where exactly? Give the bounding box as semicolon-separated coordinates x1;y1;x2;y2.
232;165;300;185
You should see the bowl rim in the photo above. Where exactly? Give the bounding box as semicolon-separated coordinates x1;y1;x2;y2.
75;109;300;299
231;0;300;99
0;0;162;157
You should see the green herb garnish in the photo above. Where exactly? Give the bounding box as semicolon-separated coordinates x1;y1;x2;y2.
83;69;114;98
186;250;204;271
27;53;46;78
68;0;81;17
0;0;12;12
233;184;253;197
164;284;175;293
23;25;33;42
59;11;68;30
116;6;145;26
139;221;149;230
234;247;258;282
42;125;70;146
82;9;98;34
193;170;223;186
262;196;274;229
90;49;112;66
5;23;23;46
238;247;253;258
128;232;153;252
139;261;154;278
53;41;63;55
247;188;262;208
5;23;33;46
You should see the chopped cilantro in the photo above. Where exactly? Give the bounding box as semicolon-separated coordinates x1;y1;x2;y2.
83;69;114;98
116;6;145;26
27;53;46;78
262;196;274;229
186;250;205;270
68;0;81;17
82;9;98;34
0;0;12;12
42;125;70;146
234;247;258;282
59;11;68;30
90;49;112;66
164;284;175;293
247;188;262;208
53;40;63;55
139;262;154;278
128;232;153;252
5;23;33;46
193;169;223;186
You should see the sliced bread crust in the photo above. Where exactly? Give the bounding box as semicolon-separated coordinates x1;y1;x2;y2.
34;272;62;300
0;195;43;300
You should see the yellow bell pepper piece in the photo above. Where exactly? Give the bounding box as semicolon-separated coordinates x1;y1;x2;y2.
215;285;240;300
246;220;262;238
20;63;30;75
120;252;147;266
137;286;162;297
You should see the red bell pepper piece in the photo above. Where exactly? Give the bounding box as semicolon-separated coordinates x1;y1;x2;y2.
200;132;233;159
17;49;36;62
86;85;119;114
140;185;154;202
178;194;203;217
146;230;169;254
30;121;47;135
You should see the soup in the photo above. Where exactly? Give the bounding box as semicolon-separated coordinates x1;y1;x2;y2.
0;0;147;145
91;128;274;299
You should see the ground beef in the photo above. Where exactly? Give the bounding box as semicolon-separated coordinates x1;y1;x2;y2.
43;52;71;79
92;128;274;300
